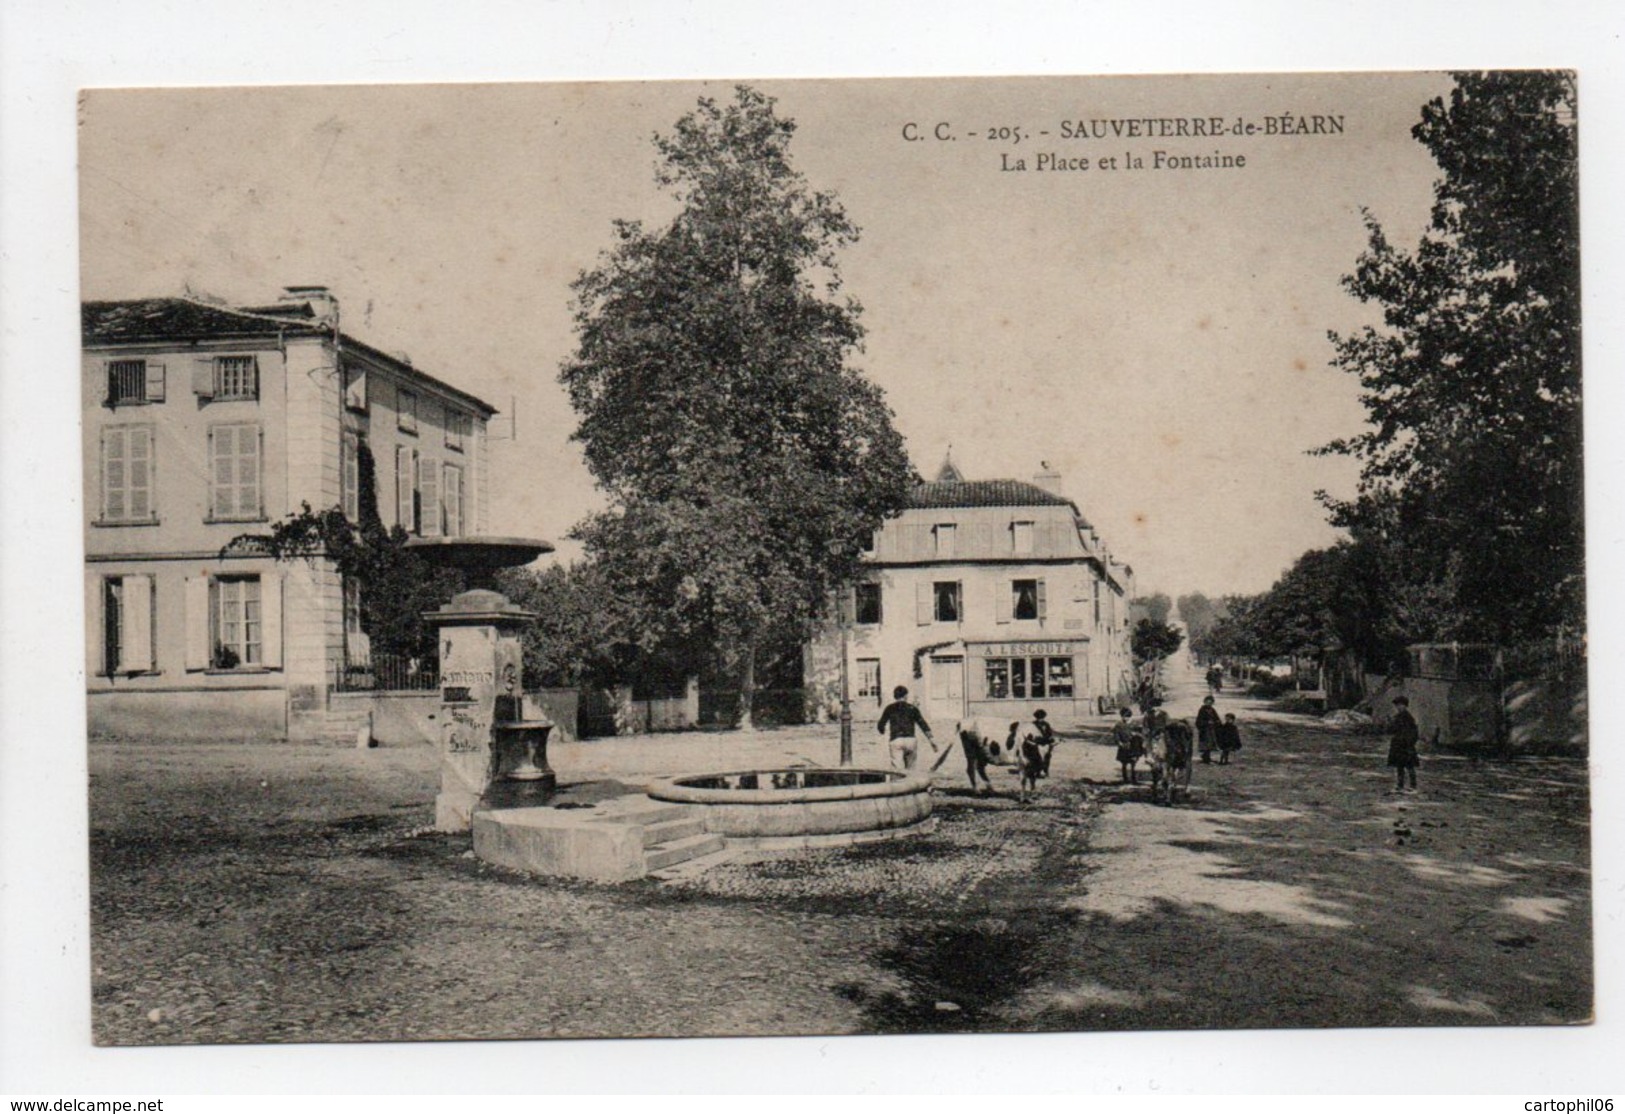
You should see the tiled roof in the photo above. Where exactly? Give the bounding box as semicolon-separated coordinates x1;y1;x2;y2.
908;479;1076;509
83;296;498;416
83;298;328;344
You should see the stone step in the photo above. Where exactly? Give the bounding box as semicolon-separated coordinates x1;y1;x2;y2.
640;816;706;847
649;846;746;882
643;831;726;872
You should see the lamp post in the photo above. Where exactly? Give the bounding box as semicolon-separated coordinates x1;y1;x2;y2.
838;584;854;766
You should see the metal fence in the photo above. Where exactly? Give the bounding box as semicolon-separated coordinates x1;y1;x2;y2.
333;653;439;693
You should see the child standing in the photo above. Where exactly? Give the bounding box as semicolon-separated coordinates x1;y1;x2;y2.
1388;695;1420;791
1112;707;1143;784
1018;730;1046;804
1217;713;1242;764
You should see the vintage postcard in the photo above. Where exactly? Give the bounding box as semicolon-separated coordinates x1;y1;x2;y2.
78;72;1588;1045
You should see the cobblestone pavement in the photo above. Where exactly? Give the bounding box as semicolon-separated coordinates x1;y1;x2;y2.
88;677;1591;1044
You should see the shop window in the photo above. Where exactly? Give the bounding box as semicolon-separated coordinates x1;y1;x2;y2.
208;423;262;520
1048;656;1075;697
986;655;1074;700
856;659;882;706
100;424;156;524
985;658;1010;699
854;582;882;625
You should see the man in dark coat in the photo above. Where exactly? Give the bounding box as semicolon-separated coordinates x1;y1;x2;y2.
1195;695;1221;764
1388;695;1420;790
877;685;936;770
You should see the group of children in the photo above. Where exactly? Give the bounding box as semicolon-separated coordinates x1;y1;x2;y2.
1112;695;1243;784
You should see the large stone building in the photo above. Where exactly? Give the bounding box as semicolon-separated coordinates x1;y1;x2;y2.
83;287;495;740
808;460;1135;732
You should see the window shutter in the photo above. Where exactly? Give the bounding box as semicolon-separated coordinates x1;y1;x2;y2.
443;464;462;536
104;364;115;405
418;457;441;536
101;428;125;521
1037;579;1048;621
193;358;215;399
916;582;933;625
261;574;283;668
396;447;415;532
184;577;209;670
122;575;153;672
957;581;964;622
253;426;264;518
996;581;1011;624
128;427;152;520
144;362;166;402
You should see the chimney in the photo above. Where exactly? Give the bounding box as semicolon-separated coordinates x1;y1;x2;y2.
281;285;339;329
1033;460;1063;496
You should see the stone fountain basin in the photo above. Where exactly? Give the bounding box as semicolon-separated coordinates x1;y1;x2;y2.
645;767;934;846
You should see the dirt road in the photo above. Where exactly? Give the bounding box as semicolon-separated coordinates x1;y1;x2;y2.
88;673;1590;1043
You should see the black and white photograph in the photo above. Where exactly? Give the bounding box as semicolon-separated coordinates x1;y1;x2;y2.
70;69;1590;1043
4;4;1623;1099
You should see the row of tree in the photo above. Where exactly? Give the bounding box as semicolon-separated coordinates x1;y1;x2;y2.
1192;73;1581;680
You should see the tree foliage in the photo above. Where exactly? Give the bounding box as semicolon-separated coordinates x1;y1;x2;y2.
1176;592;1221;652
559;86;915;716
497;563;634;690
1131;593;1172;626
1131;618;1184;665
1321;71;1581;645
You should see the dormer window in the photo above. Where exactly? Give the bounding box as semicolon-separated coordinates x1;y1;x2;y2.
398;389;418;434
1012;520;1034;554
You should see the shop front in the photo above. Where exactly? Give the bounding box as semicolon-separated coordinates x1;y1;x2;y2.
963;639;1092;725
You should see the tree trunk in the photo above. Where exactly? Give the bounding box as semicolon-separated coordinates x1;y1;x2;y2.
737;642;757;733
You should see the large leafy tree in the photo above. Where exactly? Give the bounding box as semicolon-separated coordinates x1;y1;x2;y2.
1322;71;1581;646
560;86;914;726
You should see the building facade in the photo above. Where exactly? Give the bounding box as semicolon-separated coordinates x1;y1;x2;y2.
808;461;1135;732
83;288;495;740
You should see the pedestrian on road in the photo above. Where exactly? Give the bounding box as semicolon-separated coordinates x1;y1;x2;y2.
1196;695;1221;764
1388;695;1420;790
1113;706;1144;783
1206;665;1223;694
1217;713;1242;764
1031;709;1057;777
877;686;937;771
1018;731;1046;804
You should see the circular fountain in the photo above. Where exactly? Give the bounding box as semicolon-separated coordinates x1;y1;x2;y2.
646;766;935;848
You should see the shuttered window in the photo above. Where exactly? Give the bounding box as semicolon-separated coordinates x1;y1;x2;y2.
341;431;361;521
418;456;441;536
101;575;154;674
396;446;417;533
209;423;262;520
101;425;155;523
213;356;258;400
442;464;464;537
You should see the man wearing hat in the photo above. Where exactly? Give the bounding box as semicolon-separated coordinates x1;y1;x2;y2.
1388;695;1420;791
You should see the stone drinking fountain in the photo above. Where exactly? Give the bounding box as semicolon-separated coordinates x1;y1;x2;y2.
406;535;556;831
408;534;936;881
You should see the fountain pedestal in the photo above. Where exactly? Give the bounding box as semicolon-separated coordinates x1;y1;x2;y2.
408;537;554;832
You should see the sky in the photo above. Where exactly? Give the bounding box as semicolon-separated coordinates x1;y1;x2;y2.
80;73;1452;597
